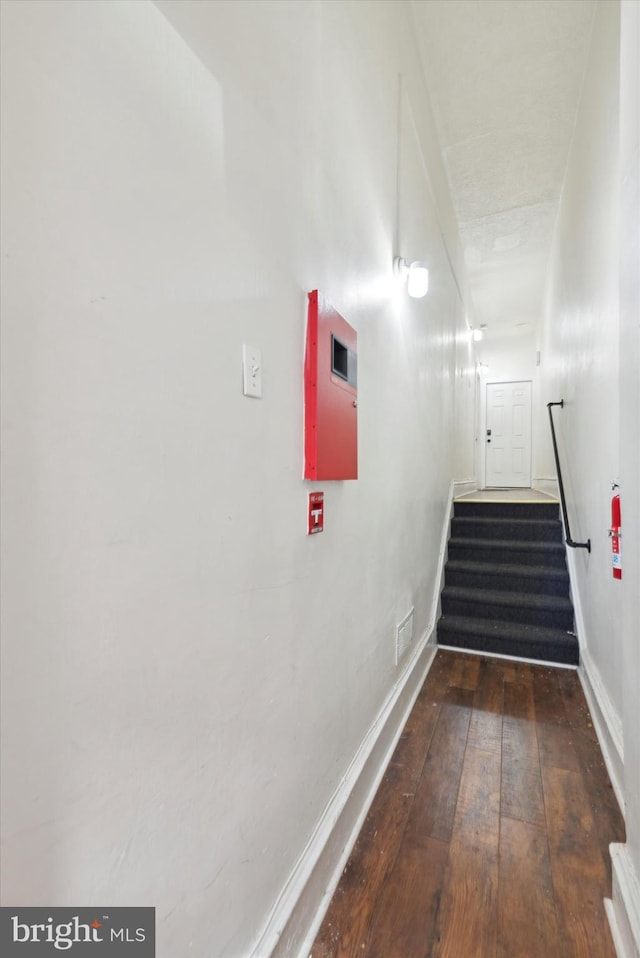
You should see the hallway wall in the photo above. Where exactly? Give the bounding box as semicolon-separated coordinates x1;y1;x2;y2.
0;2;474;955
540;0;640;951
540;0;622;731
614;1;640;953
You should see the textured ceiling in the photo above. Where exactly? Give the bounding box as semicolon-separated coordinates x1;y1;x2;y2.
411;0;597;338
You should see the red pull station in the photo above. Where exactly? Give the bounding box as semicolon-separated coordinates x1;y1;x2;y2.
308;492;324;535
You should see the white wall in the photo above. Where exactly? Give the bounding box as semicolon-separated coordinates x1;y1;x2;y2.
540;1;640;951
0;2;473;955
619;0;640;869
452;326;477;483
540;0;623;718
611;1;640;953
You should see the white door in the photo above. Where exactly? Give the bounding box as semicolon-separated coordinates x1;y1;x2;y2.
485;381;532;488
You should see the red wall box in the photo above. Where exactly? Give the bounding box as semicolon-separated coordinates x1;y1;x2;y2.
304;290;358;480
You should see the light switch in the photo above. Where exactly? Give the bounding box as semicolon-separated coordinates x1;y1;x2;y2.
242;344;262;399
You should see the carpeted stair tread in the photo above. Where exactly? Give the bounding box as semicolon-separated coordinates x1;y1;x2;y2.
448;556;567;579
437;614;579;665
454;500;560;519
451;516;563;542
442;585;572;613
453;515;561;528
445;559;569;582
448;536;566;561
438;614;576;645
441;585;574;629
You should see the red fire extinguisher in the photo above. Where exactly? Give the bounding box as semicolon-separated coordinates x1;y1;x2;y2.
610;486;622;579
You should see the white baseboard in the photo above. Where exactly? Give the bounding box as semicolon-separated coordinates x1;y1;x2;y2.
532;476;559;498
452;478;478;498
606;844;640;958
260;635;436;958
577;645;625;816
564;541;625;815
559;512;633;958
249;483;455;958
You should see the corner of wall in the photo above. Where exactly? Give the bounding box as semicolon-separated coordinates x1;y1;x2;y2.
606;844;640;958
532;477;559;499
452;479;478;498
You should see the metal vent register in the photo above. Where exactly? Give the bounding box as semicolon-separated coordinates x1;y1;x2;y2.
395;607;415;664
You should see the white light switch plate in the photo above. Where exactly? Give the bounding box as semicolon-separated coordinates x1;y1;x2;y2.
242;344;262;399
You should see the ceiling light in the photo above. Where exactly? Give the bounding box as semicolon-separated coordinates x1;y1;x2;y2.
393;257;429;299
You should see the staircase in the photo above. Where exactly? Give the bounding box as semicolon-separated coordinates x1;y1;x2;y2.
437;498;579;665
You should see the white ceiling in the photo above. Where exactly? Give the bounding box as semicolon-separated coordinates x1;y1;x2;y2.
411;0;597;338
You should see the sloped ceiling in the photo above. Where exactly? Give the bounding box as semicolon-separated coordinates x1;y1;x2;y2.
411;0;597;338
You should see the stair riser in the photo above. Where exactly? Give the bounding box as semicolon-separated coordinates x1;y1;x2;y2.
437;625;579;665
441;594;574;630
451;518;563;543
454;502;560;520
448;542;567;569
445;568;570;597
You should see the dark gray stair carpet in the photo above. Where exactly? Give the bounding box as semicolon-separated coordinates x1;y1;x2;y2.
437;498;579;665
453;500;560;519
442;585;574;630
444;559;570;596
447;537;567;568
437;615;579;666
451;516;562;542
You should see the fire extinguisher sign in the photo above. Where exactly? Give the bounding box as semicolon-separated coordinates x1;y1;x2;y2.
308;492;324;535
610;491;622;580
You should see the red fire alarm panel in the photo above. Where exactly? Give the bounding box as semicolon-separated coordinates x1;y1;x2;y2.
304;290;358;480
308;492;324;534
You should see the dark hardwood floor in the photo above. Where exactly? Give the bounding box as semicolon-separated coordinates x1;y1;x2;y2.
310;650;625;958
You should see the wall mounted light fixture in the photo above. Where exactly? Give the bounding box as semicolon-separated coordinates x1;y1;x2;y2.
471;323;487;342
393;257;429;298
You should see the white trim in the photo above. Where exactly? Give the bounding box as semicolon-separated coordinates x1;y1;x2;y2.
249;483;456;958
561;526;624;816
577;646;624;813
568;538;625;814
606;845;640;958
430;480;457;636
250;636;436;958
532;476;560;498
452;478;478;498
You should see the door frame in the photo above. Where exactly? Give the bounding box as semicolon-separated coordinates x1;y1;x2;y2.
480;378;533;489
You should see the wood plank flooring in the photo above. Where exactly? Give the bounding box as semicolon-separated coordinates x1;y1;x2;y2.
310;650;625;958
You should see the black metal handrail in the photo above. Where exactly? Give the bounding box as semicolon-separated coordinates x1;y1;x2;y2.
547;400;591;552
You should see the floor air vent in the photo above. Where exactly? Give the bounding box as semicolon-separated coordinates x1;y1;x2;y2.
395;607;414;665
